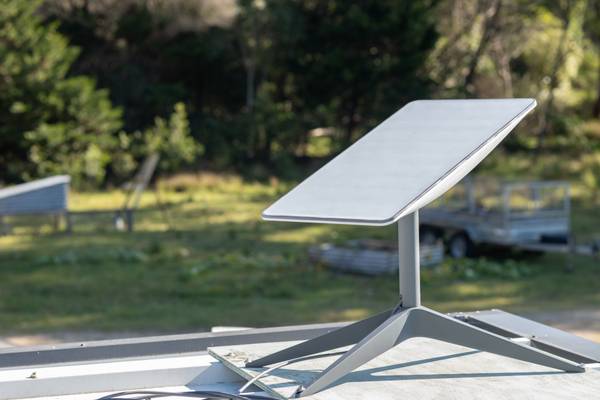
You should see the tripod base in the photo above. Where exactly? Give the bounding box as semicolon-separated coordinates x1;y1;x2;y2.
246;306;585;397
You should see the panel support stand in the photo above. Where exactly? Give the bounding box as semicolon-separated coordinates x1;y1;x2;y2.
398;211;420;307
246;211;585;397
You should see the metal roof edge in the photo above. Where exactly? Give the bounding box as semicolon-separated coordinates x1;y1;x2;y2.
0;321;348;370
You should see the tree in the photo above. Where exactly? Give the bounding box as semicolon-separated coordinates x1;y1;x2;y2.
584;0;600;118
142;102;199;173
266;1;438;146
44;0;245;165
463;0;503;94
41;1;439;171
0;0;124;185
428;0;539;98
428;0;595;153
534;0;586;149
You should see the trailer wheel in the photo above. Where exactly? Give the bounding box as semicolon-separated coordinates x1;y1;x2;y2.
448;232;473;258
420;226;441;245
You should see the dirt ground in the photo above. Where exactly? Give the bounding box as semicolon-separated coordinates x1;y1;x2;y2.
0;310;598;348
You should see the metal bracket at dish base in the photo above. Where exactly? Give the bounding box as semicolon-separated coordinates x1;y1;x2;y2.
299;306;584;397
454;309;600;364
247;212;586;397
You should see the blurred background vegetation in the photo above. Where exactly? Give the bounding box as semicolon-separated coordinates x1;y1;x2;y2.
1;0;599;188
0;0;600;339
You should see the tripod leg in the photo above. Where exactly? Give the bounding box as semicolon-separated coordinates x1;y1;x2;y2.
246;308;394;368
412;307;584;373
299;308;412;397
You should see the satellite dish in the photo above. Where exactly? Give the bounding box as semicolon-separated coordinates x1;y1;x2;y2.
249;99;584;397
263;99;536;225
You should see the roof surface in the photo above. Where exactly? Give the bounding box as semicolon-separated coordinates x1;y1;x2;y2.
263;99;536;226
3;313;599;399
211;338;600;400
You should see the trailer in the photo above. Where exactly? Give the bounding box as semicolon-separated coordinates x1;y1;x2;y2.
420;178;571;258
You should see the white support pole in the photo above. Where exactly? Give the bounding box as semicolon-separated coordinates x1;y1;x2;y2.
398;211;420;308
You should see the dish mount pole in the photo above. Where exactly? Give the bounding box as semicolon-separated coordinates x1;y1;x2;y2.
398;211;420;308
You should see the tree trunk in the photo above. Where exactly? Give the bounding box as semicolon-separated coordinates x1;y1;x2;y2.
342;83;359;146
593;59;600;119
464;0;502;93
536;20;569;150
343;99;358;146
263;130;273;164
246;63;256;111
494;38;513;97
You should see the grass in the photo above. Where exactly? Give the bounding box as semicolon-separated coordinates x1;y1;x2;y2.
0;171;599;335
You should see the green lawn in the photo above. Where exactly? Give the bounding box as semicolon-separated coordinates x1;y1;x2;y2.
0;172;599;335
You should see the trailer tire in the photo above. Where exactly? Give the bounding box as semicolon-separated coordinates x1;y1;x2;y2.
420;226;441;245
448;232;474;258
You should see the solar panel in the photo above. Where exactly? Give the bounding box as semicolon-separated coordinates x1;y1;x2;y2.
263;99;536;226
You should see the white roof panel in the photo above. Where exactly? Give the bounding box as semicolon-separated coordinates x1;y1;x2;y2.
263;99;536;226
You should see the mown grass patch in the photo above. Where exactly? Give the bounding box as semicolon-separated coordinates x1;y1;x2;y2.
0;172;598;335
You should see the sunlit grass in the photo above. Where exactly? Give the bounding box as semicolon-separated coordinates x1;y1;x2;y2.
0;172;598;336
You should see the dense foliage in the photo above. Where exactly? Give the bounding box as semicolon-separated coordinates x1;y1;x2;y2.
1;0;600;187
0;0;197;186
0;0;123;184
36;0;440;179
